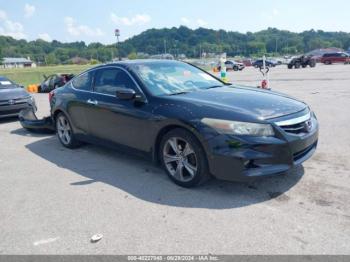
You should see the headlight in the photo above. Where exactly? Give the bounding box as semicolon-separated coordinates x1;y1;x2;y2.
201;118;275;136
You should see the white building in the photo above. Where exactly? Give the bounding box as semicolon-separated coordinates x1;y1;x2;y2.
1;57;36;69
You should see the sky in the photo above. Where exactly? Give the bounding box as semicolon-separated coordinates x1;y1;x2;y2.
0;0;349;44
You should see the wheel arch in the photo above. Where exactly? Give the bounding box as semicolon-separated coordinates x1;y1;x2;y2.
152;123;209;165
52;108;74;130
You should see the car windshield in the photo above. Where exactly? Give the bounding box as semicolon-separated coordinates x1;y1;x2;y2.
132;61;225;96
0;78;15;89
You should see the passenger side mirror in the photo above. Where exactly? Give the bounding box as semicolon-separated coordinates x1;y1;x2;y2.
116;88;136;100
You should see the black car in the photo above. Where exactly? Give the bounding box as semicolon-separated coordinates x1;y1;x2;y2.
288;55;316;69
25;60;318;187
0;76;36;119
252;59;277;69
38;74;75;93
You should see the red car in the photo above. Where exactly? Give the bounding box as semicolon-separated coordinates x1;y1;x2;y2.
320;52;350;64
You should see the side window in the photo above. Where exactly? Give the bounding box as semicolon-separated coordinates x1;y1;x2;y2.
72;72;93;91
93;68;137;96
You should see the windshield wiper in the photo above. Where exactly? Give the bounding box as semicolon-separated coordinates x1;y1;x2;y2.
205;85;224;90
168;91;190;96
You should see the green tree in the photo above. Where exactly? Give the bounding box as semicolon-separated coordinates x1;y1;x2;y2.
127;52;137;60
45;53;58;65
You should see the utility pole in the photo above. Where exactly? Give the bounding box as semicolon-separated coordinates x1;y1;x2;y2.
275;38;278;54
115;29;121;61
164;39;167;54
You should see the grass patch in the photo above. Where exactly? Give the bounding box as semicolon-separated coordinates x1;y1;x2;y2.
0;65;94;87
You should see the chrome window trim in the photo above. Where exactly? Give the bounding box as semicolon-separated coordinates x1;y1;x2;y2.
275;112;311;126
71;65;147;102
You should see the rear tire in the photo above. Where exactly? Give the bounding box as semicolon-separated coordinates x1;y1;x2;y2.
55;113;81;149
159;128;210;188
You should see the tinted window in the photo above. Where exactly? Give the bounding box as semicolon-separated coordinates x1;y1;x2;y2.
94;68;137;96
72;72;93;91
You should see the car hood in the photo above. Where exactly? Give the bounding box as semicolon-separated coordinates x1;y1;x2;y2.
166;86;307;121
0;87;30;101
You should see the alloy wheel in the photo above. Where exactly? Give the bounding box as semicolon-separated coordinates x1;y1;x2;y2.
163;137;198;182
56;115;72;145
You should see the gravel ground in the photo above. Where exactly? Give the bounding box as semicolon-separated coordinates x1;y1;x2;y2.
0;63;349;255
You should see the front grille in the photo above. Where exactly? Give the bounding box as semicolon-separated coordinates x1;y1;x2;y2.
0;103;29;116
0;97;30;106
275;112;312;135
280;122;309;134
0;108;22;116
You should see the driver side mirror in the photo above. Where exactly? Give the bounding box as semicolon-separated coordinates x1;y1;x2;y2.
116;88;136;100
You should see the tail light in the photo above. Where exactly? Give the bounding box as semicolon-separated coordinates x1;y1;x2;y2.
49;90;55;102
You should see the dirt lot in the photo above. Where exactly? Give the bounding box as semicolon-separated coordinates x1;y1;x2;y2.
0;64;349;254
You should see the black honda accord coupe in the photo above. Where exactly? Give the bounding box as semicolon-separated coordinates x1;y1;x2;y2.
47;60;318;187
0;76;36;119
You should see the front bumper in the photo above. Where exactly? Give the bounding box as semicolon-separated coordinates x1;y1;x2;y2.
206;116;319;182
0;100;36;119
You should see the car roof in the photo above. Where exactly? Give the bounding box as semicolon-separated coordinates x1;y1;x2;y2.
0;76;10;81
98;59;185;69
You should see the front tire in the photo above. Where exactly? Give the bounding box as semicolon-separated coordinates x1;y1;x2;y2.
56;113;81;149
159;128;210;187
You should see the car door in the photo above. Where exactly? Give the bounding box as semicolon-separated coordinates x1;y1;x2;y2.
335;53;343;63
225;61;233;70
85;66;153;152
67;70;95;135
340;53;348;63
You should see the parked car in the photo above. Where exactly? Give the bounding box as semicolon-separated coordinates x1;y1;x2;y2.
252;59;277;68
0;76;36;119
20;60;318;188
218;60;245;71
288;55;316;69
320;52;350;65
38;74;75;93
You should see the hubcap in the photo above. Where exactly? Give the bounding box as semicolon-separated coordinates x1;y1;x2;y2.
163;137;197;182
56;115;72;145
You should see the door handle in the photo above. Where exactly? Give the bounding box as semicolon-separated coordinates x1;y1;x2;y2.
87;99;98;105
